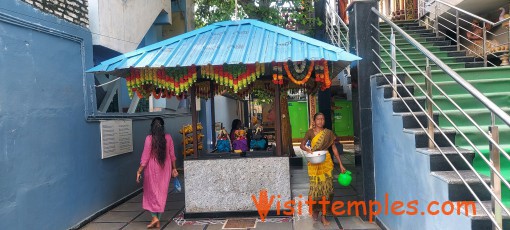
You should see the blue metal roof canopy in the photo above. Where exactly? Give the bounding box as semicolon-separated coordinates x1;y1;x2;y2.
87;19;360;74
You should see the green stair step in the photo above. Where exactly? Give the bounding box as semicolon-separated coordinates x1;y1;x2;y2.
404;66;510;83
380;56;464;66
379;37;427;45
435;108;510;127
379;31;431;37
469;153;510;207
388;46;449;53
468;145;510;179
412;78;510;96
379;20;417;27
447;126;510;147
381;42;438;50
380;51;450;60
379;34;436;41
429;92;510;111
380;63;466;73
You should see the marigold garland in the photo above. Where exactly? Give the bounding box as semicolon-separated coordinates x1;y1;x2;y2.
126;66;197;99
200;63;264;93
283;60;315;85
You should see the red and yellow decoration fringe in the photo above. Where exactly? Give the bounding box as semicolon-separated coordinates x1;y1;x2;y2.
124;59;330;99
272;62;284;85
200;63;265;93
314;59;331;91
126;66;197;99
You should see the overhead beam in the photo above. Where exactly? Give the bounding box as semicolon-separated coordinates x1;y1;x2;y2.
98;80;119;113
127;96;140;113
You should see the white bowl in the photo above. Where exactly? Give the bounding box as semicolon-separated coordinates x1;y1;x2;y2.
305;150;327;164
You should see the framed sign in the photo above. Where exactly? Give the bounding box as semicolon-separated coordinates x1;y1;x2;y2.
100;120;133;159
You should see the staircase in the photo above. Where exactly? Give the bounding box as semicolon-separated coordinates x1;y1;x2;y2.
374;20;510;228
378;21;485;73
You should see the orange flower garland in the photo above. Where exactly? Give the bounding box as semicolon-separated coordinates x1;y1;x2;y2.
272;62;284;85
283;60;315;85
311;59;332;91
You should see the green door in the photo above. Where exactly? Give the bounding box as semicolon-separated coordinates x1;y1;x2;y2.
332;99;354;137
288;101;309;139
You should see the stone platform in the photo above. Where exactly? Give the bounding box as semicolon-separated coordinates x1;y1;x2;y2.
183;154;291;217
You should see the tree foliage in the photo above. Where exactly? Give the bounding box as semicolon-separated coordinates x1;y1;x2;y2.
194;0;321;36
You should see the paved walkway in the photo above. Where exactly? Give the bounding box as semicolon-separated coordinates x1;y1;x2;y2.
81;147;380;230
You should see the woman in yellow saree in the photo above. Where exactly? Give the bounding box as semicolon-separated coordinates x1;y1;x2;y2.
300;112;346;226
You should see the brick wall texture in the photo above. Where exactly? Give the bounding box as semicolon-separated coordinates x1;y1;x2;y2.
21;0;89;27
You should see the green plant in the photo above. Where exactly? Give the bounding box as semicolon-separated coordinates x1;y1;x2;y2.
194;0;321;36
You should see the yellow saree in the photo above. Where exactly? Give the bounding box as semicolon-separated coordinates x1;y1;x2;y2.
306;128;336;213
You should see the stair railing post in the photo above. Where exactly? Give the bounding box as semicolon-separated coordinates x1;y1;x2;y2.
507;24;510;66
483;22;488;67
346;26;350;53
456;10;460;51
404;0;407;21
434;3;439;37
489;112;502;230
337;27;341;48
391;28;397;98
426;58;434;149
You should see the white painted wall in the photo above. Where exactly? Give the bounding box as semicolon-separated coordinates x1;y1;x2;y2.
214;96;241;132
88;0;171;53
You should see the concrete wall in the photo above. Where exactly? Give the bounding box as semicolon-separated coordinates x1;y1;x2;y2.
87;0;171;53
0;1;189;229
370;76;473;229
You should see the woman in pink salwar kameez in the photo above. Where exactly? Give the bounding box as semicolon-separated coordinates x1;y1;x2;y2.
136;117;178;229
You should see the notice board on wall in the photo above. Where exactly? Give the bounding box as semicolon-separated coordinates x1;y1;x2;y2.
100;120;133;159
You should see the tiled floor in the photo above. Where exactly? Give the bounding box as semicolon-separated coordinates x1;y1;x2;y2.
81;146;380;230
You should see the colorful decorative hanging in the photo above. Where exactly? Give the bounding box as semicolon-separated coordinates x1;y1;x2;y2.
200;63;265;93
314;59;331;91
283;60;315;85
126;66;197;99
272;62;284;85
195;81;222;100
271;59;331;92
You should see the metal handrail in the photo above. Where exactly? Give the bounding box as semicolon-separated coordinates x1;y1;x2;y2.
372;59;507;230
428;8;504;64
373;25;510;180
325;0;352;99
427;0;510;27
326;1;349;31
325;1;349;51
371;7;510;229
420;0;510;67
419;17;501;66
373;8;510;127
374;26;510;163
